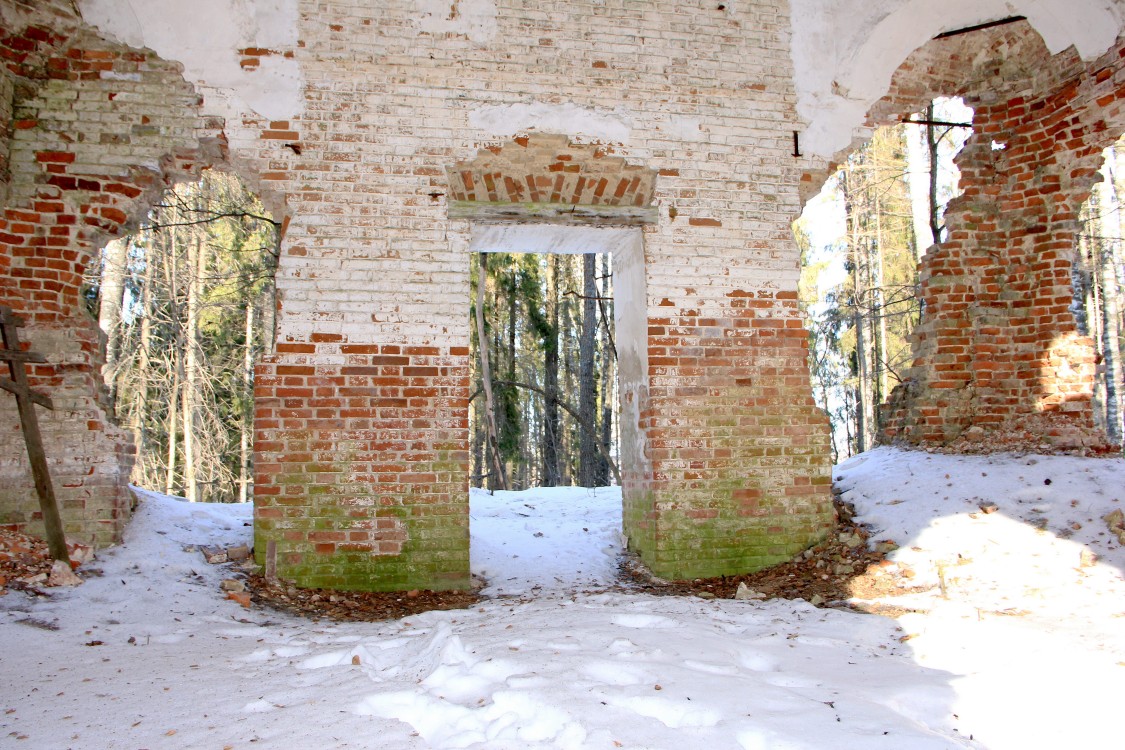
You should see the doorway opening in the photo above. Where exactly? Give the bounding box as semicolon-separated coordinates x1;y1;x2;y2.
466;224;647;594
470;249;617;491
467;224;646;491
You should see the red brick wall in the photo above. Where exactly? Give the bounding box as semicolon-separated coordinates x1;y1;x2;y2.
0;2;225;546
253;339;471;590
814;22;1124;452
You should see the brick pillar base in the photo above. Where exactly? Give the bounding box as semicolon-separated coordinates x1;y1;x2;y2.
253;343;471;591
625;286;835;580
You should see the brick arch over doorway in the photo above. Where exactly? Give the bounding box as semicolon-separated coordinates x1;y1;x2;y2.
808;21;1125;452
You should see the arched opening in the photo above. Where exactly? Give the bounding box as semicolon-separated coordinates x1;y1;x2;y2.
801;17;1124;454
82;170;280;503
798;98;972;461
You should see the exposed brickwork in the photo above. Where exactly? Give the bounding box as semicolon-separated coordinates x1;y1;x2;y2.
13;1;1121;592
855;23;1125;451
254;341;470;590
448;134;656;208
247;0;834;588
634;283;834;578
0;0;228;546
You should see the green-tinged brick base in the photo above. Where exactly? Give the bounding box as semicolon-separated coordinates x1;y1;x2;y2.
252;348;473;593
624;483;834;581
253;509;471;592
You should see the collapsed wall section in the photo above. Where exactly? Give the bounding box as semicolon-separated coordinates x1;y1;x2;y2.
0;0;224;545
871;23;1125;451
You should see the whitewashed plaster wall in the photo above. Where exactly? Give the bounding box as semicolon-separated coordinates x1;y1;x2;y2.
76;0;1125;164
75;0;302;122
789;0;1125;157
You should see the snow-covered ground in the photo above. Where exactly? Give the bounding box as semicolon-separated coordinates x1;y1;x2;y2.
1;447;1123;749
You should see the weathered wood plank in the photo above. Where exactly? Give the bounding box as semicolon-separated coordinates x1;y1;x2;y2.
0;377;53;409
0;306;70;564
448;200;659;226
0;349;47;363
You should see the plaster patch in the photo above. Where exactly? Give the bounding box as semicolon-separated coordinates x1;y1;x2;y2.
413;0;498;44
789;0;1125;157
77;0;302;122
656;116;706;143
469;102;633;144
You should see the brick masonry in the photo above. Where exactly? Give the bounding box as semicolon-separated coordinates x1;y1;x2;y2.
5;2;1117;592
0;0;225;546
837;22;1125;452
244;0;835;588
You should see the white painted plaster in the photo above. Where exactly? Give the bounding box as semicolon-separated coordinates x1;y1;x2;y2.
471;224;641;255
469;102;634;143
655;115;706;143
413;0;498;44
611;231;649;479
76;0;302;122
790;0;1125;157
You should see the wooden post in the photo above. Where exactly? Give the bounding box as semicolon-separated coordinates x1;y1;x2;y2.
0;307;71;564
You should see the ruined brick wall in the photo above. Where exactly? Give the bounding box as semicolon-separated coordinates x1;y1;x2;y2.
3;0;837;588
866;23;1125;451
0;0;226;545
250;0;833;588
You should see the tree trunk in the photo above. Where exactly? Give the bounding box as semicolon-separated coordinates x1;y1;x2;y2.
182;227;205;502
239;300;254;504
872;173;888;425
98;237;129;397
598;252;613;485
842;163;874;452
560;255;576;484
906;110;935;259
1099;150;1124;444
578;253;599;486
542;254;561;486
471;397;484;487
475;252;508;490
164;225;181;496
926;102;943;244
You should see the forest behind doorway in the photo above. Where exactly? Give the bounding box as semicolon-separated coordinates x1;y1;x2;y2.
470;251;618;491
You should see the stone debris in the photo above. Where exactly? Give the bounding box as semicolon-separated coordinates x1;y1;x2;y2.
200;546;228;564
1;529;94;591
734;582;765;600
47;559;83;587
200;543;254;565
226;591;252;608
220;578;246;593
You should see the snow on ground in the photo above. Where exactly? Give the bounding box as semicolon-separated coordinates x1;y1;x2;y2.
470;486;622;596
835;448;1125;750
1;448;1123;749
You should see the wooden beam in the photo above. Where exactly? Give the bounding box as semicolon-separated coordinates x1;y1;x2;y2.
0;306;71;564
0;349;47;363
449;200;659;227
0;377;53;409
